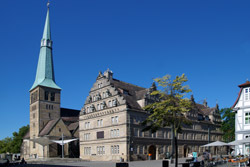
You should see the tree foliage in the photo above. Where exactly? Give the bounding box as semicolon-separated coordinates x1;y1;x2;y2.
142;74;192;134
0;125;29;153
219;108;235;142
142;74;192;167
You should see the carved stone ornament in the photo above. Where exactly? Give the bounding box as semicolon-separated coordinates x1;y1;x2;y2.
88;96;92;103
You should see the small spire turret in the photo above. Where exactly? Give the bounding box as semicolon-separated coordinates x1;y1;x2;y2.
203;98;208;107
149;82;157;92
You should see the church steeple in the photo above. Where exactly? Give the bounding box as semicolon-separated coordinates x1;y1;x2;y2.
30;5;61;91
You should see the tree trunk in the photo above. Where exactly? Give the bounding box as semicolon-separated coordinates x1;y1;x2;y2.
175;136;178;167
171;125;175;158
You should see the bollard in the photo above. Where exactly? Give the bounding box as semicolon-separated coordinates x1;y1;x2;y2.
193;162;200;167
162;160;169;167
182;162;190;167
116;162;129;167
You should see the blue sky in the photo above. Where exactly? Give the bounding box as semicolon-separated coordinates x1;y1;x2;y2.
0;0;250;139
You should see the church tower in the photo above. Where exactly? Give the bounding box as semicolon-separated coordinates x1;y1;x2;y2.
29;4;61;156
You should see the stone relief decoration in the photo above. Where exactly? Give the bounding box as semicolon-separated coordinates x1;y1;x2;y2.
101;101;106;109
88;96;92;103
91;104;96;112
106;89;111;97
97;93;101;100
82;108;86;114
96;71;104;80
113;98;118;106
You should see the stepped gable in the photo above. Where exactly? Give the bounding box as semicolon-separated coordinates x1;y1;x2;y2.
110;78;146;110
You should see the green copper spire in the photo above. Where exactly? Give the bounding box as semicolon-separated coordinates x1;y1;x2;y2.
30;5;61;91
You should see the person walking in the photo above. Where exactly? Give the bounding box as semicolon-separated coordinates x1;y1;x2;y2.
202;149;211;167
193;151;197;162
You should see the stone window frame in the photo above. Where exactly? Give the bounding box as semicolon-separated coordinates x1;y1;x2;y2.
97;146;105;155
111;145;119;154
84;147;91;155
110;129;119;138
111;116;118;124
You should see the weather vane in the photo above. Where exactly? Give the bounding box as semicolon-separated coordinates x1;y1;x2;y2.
47;0;50;8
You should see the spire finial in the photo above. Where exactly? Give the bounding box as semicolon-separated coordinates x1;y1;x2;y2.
47;0;50;8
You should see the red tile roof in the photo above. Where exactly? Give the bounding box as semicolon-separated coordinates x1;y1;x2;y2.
238;81;250;88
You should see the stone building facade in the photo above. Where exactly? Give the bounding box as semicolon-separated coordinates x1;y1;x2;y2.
79;70;224;161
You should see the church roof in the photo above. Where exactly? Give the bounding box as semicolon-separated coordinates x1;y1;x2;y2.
30;7;60;91
61;108;80;117
23;131;30;139
39;118;60;136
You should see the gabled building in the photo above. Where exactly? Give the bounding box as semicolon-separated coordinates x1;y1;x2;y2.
232;81;250;155
21;5;80;159
79;70;223;161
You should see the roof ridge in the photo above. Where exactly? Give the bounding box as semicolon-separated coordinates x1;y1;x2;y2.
112;78;146;90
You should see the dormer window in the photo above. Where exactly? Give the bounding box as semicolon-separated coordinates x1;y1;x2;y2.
123;90;129;95
245;88;250;101
205;116;210;121
198;114;203;121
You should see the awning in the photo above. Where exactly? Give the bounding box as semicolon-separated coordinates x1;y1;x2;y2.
51;139;78;145
201;141;229;147
29;137;54;146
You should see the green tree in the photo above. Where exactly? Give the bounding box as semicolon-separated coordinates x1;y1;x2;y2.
142;74;192;167
0;125;29;153
0;137;13;153
11;125;29;153
219;108;235;142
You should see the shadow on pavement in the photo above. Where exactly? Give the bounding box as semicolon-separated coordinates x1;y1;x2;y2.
7;164;86;167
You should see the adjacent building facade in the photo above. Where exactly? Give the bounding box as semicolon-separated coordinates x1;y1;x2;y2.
79;70;224;161
232;81;250;155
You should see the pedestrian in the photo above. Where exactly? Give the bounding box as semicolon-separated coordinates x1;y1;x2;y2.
248;153;250;166
20;158;26;164
193;151;197;162
202;149;211;167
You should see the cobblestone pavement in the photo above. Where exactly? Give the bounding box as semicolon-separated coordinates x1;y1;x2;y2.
19;158;238;167
24;158;195;167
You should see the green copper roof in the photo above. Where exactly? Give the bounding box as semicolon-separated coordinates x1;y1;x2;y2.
42;8;51;40
30;7;61;91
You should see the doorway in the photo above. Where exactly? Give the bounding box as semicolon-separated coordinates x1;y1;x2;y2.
148;145;156;160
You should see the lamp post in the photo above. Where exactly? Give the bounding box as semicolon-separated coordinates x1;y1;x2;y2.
62;133;64;158
208;125;211;152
